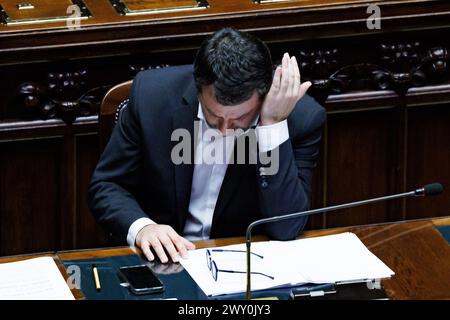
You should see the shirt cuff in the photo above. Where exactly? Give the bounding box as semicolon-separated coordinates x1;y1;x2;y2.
256;120;289;152
126;217;155;247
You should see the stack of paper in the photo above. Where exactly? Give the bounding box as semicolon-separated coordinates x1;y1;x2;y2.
180;232;395;296
0;256;75;300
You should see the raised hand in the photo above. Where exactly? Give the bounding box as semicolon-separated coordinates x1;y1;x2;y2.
260;52;312;126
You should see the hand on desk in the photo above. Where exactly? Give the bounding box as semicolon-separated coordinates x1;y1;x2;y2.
136;224;196;263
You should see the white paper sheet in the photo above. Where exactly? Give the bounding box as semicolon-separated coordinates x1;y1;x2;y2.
180;232;395;296
0;256;75;300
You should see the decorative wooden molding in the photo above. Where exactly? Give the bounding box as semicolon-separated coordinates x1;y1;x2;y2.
2;0;450;66
299;44;450;103
13;70;109;124
9;45;449;123
11;64;176;124
299;48;340;103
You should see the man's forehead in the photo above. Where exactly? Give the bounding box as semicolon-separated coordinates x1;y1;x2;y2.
200;85;261;117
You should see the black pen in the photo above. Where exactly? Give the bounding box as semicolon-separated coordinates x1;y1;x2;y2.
92;264;101;291
290;283;336;298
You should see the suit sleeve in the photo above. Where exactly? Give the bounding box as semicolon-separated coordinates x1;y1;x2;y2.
88;73;149;243
256;102;326;240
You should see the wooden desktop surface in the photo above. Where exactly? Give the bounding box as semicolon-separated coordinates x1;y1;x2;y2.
1;216;450;300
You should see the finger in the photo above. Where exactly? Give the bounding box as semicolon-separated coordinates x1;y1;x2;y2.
271;66;282;92
149;237;169;263
288;56;296;98
280;53;290;94
167;226;196;252
159;236;181;263
168;232;189;260
167;229;192;259
182;237;196;250
292;56;301;96
299;81;312;98
282;52;289;68
141;241;155;262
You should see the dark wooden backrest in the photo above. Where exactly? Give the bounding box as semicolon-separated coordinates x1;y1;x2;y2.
99;80;133;152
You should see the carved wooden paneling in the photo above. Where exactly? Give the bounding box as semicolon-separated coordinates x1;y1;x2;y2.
2;57;190;124
0;139;62;256
299;43;450;103
307;130;327;230
406;103;450;219
324;109;404;228
75;134;108;248
13;70;103;124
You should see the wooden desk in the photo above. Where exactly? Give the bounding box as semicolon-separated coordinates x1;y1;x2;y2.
54;216;450;300
0;216;448;299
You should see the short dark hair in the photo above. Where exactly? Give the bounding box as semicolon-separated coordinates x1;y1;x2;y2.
193;28;273;106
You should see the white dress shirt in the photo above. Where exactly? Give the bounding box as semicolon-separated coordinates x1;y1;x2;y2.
126;103;289;246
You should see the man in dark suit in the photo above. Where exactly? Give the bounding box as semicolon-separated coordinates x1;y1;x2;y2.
88;28;326;263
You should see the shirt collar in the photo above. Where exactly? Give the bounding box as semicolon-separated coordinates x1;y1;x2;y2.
197;102;206;122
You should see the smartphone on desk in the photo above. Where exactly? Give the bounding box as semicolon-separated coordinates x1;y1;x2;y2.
118;265;164;295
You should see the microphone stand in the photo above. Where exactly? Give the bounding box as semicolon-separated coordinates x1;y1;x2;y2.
245;184;443;300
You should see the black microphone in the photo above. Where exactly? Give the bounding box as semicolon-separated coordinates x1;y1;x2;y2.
245;183;444;300
415;182;443;196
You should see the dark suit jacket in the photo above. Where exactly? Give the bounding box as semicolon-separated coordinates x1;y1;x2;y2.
88;65;326;244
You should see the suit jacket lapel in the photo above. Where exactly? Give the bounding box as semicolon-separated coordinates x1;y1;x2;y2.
171;81;198;232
